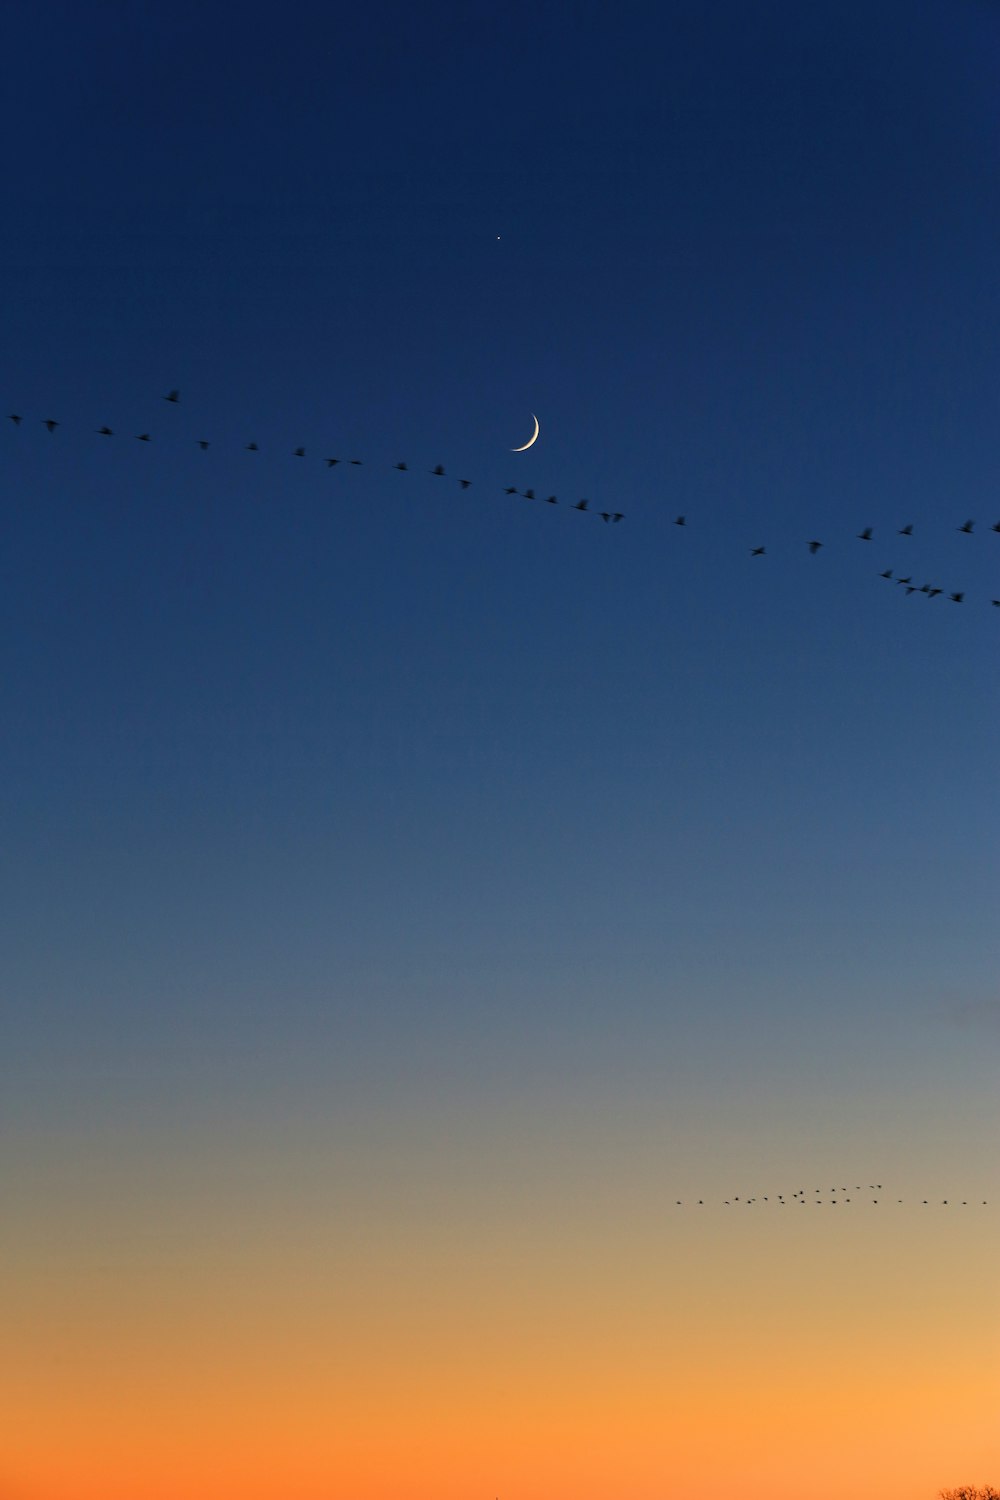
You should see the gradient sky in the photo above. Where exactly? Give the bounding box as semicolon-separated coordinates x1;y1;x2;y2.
2;3;998;1497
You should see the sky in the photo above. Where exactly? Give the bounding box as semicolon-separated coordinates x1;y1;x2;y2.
1;2;998;1497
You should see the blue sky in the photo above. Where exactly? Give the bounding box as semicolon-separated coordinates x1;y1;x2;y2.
2;0;998;1363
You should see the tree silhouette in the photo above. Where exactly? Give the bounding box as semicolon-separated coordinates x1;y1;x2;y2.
939;1488;1000;1500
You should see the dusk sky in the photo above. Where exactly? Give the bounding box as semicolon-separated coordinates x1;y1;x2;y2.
2;3;998;1497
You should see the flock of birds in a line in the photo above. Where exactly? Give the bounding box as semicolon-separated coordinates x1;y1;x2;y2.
673;1185;990;1207
6;390;1000;610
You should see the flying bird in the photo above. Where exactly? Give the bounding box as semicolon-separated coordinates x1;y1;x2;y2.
43;419;59;432
950;592;964;603
97;426;113;436
880;569;893;579
393;461;408;470
135;432;151;442
895;576;912;586
197;440;210;449
674;515;686;527
504;486;519;495
543;494;558;504
611;512;624;522
522;488;536;500
459;479;471;489
574;500;589;511
163;390;180;403
294;447;305;457
326;458;341;467
957;519;975;534
7;413;21;425
349;458;362;465
857;527;873;541
430;464;446;476
898;523;913;536
807;540;823;554
246;442;259;451
750;546;766;556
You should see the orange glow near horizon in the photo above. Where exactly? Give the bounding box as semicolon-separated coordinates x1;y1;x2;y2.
4;1180;997;1500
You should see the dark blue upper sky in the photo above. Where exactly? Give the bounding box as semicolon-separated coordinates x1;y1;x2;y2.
2;1;998;1177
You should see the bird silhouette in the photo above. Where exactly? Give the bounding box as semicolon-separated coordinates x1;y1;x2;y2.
18;382;1000;577
992;599;1000;608
349;458;363;465
950;592;964;603
926;588;942;598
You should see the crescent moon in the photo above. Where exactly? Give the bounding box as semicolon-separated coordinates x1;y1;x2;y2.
511;413;539;452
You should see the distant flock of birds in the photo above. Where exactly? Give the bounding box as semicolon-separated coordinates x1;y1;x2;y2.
6;389;1000;609
672;1185;990;1206
5;395;624;522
